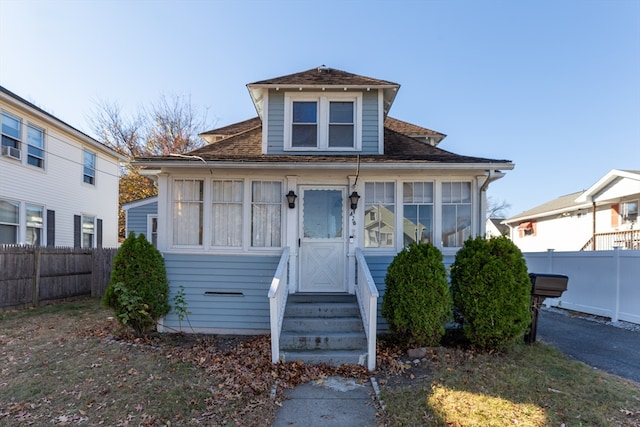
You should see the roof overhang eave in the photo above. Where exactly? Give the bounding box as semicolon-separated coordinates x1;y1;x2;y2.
504;202;594;225
133;158;514;172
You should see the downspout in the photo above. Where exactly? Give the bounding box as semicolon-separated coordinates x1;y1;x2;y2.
479;170;496;237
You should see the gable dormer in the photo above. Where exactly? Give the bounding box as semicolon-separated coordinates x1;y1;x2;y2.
246;66;400;155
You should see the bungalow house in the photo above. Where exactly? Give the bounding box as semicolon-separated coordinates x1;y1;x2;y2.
134;67;514;369
0;86;126;248
503;169;640;252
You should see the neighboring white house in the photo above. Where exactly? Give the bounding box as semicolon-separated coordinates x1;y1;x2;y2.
134;67;515;368
0;86;126;248
503;169;640;252
485;218;509;239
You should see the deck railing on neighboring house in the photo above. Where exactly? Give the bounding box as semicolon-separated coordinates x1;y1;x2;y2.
354;248;379;371
268;247;290;364
581;230;640;251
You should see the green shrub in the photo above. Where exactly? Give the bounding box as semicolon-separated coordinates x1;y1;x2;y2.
102;233;170;335
450;236;531;350
381;242;452;347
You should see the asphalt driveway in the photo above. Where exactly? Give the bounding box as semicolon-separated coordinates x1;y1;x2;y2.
537;308;640;385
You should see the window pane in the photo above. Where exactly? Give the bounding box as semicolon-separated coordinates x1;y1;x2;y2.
364;182;395;248
27;205;43;246
403;182;433;245
211;180;243;247
173;179;204;245
329;102;353;123
0;200;19;223
1;113;20;139
82;215;95;248
303;190;343;239
27;126;43;148
83;151;96;184
328;125;354;147
292;124;317;147
251;181;281;247
442;192;472;247
293;102;317;123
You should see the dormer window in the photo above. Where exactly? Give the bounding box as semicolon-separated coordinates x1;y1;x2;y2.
284;92;362;151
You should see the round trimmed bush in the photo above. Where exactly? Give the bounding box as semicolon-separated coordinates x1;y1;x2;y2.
381;242;452;347
102;232;170;335
450;236;531;350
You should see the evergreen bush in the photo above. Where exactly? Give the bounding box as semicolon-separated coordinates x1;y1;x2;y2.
450;236;531;350
102;233;170;335
381;242;452;347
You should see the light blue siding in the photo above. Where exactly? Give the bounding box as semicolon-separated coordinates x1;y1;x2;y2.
162;253;280;332
266;89;381;155
125;200;157;238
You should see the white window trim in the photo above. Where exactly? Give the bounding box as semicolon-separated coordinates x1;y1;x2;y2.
81;214;96;248
283;92;362;151
26;123;46;169
147;214;158;247
168;177;285;254
82;149;97;186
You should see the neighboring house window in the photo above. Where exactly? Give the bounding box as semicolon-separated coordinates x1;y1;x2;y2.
82;215;95;248
83;150;96;185
518;221;537;238
0;199;19;244
403;182;434;246
441;181;471;247
284;92;361;151
26;205;43;246
621;201;638;226
211;180;243;247
1;111;21;157
251;181;282;247
27;124;45;168
173;179;203;246
364;182;395;248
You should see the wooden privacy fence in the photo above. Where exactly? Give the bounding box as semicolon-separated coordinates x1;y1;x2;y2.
0;246;117;310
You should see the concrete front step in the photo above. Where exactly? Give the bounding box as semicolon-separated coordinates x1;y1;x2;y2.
280;349;368;366
280;331;367;351
282;316;364;333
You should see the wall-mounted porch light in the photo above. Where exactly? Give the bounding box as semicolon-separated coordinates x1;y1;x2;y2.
286;190;298;209
349;191;360;211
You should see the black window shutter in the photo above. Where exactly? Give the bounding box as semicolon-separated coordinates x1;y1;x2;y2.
97;218;103;248
73;215;81;248
46;210;55;247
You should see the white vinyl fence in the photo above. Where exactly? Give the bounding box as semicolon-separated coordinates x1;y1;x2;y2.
524;248;640;325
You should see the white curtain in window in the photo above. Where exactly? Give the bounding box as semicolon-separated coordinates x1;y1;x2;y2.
251;181;281;247
0;199;19;244
173;179;203;245
211;180;243;246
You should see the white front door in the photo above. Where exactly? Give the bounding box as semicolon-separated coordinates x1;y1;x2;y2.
298;186;347;293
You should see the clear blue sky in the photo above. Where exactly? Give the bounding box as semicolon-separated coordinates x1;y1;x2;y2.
2;0;639;217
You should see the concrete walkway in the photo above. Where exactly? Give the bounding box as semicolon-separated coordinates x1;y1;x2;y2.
537;307;640;384
272;376;378;427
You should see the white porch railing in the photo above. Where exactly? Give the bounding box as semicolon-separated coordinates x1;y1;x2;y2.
268;247;290;364
354;248;379;371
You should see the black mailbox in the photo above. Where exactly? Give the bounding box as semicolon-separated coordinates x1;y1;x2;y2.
525;273;569;344
530;273;569;298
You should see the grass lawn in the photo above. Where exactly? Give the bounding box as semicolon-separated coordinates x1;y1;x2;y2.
1;299;639;426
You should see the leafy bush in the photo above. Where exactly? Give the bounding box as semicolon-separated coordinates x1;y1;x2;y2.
450;236;531;350
102;233;170;335
381;242;452;347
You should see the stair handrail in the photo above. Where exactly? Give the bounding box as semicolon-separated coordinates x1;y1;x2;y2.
354;248;379;371
268;246;290;364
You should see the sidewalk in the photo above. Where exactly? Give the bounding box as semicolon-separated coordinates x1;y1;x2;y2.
272;376;378;427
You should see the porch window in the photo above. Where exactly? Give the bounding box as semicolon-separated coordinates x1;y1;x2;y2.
403;182;434;246
364;182;395;248
0;199;19;244
285;92;361;151
441;181;471;247
211;180;243;247
27;125;45;168
173;179;203;246
26;205;43;246
251;181;282;247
